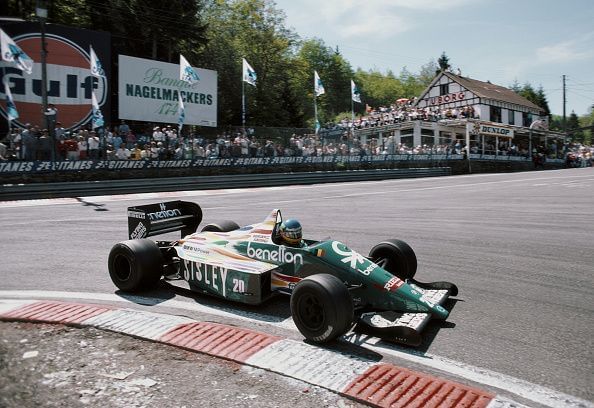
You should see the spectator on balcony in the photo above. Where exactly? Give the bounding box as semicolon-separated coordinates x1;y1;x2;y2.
21;124;36;161
64;134;79;160
105;144;116;160
115;145;131;160
130;144;143;160
88;131;100;159
77;134;88;159
153;126;165;143
125;130;136;149
37;129;52;160
118;120;130;137
112;132;123;151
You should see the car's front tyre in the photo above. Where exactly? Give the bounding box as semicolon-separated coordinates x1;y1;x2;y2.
368;239;417;280
108;239;164;292
290;274;353;343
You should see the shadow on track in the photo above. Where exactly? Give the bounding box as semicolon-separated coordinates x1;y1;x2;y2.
75;197;108;211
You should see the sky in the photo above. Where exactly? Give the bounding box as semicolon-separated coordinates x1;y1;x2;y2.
273;0;594;116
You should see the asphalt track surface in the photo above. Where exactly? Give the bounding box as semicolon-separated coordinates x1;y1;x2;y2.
0;168;593;406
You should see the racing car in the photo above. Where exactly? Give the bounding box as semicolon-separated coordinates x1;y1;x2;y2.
108;200;458;346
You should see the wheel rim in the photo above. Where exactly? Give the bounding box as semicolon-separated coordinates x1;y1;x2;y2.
113;254;132;282
297;293;325;331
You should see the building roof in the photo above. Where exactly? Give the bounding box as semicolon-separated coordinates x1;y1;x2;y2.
442;72;543;112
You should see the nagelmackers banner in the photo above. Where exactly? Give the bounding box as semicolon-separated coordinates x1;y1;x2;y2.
118;55;217;127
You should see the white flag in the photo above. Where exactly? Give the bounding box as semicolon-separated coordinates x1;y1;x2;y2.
178;92;185;133
90;46;106;78
0;29;33;74
180;54;199;85
91;91;104;128
4;78;19;122
242;58;257;86
351;80;361;103
314;71;325;96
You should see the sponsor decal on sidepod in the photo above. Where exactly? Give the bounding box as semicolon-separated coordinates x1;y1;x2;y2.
246;242;303;265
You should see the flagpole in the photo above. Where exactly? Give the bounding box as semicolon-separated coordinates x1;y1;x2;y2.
242;76;246;132
1;67;5;124
314;93;318;135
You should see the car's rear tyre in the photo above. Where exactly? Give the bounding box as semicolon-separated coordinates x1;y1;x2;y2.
201;220;240;232
290;274;353;343
108;239;164;292
368;239;417;280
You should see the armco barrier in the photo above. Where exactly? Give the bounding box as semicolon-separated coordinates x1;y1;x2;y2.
0;167;450;201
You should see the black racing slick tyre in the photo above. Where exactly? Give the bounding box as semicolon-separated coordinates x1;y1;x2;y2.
201;220;240;232
290;274;354;343
108;239;164;292
368;239;417;280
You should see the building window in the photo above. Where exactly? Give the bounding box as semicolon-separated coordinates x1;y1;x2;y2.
490;106;502;123
508;110;515;125
439;83;449;96
522;112;532;127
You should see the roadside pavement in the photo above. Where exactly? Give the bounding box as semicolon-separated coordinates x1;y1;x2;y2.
0;321;364;408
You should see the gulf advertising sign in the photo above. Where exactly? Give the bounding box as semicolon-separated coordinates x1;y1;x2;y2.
0;22;110;131
118;55;217;127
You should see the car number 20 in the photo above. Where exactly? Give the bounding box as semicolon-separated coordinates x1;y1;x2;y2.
233;278;245;293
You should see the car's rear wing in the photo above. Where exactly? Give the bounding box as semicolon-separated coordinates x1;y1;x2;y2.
127;200;202;239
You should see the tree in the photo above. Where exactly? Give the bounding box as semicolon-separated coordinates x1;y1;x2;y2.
399;66;427;99
512;82;551;117
535;86;551;117
567;110;583;142
418;59;439;88
43;0;208;62
354;68;404;109
437;52;451;72
510;80;521;93
581;105;594;144
292;38;348;127
198;0;298;127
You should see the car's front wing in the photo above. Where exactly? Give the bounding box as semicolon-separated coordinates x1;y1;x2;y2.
353;286;451;346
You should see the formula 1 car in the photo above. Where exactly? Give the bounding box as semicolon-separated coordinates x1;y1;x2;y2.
108;200;458;346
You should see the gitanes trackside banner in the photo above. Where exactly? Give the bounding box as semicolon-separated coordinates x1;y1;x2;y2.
0;154;463;173
118;55;217;127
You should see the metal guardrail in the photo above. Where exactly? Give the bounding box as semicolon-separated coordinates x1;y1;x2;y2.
0;167;451;201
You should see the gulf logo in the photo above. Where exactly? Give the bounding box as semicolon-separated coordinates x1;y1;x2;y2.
0;33;107;130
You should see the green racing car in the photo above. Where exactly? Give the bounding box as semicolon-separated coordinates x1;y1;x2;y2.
108;200;458;346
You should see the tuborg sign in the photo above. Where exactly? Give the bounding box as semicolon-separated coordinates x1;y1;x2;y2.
118;55;217;127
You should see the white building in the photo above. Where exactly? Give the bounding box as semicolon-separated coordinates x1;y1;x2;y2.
353;71;565;158
416;71;545;127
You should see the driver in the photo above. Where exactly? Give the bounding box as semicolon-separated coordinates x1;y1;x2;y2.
278;219;304;247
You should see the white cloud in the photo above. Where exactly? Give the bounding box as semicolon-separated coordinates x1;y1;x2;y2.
276;0;477;40
390;0;479;10
536;41;593;63
535;31;594;64
334;8;411;39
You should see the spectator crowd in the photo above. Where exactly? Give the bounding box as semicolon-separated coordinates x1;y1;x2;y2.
0;100;590;167
323;98;478;132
